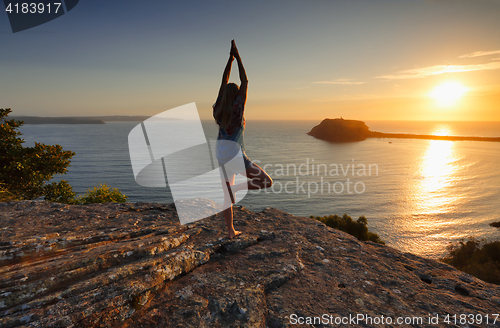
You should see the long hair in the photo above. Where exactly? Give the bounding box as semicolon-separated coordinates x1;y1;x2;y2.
214;83;239;130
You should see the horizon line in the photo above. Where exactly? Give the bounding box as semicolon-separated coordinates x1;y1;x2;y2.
8;115;500;123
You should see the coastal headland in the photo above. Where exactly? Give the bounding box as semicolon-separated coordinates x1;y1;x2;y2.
9;116;153;124
1;201;500;327
308;118;500;142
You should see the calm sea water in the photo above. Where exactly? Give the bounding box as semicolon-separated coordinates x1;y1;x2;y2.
18;120;500;259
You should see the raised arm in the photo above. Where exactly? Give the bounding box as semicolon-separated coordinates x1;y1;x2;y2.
217;47;234;100
231;41;248;104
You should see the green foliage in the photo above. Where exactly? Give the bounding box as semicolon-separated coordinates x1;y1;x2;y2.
1;108;128;205
43;180;77;204
0;183;16;202
76;183;128;205
311;213;385;244
441;238;500;285
42;182;127;205
1;108;75;200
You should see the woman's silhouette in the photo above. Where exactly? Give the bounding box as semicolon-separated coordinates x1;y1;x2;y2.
213;40;273;239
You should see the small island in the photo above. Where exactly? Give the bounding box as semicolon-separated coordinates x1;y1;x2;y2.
308;118;500;143
308;118;371;142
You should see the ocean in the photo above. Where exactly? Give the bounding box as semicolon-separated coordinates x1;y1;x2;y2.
18;120;500;259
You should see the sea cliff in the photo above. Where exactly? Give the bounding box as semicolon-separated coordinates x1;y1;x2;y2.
1;201;500;327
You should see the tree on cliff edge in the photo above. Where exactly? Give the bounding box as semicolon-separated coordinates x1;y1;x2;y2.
0;108;75;201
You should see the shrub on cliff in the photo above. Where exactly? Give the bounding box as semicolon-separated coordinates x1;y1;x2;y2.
1;108;127;205
45;182;127;205
76;183;128;205
311;213;385;244
0;108;75;200
43;180;77;204
441;238;500;285
0;183;16;201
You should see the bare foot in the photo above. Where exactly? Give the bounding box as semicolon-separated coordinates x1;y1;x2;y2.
227;230;242;239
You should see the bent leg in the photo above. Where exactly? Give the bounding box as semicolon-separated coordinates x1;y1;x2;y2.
219;163;272;239
231;162;273;192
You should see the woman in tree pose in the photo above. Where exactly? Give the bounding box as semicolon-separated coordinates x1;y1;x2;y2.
213;40;273;239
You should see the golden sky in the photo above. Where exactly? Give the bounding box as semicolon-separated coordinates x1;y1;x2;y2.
2;0;499;121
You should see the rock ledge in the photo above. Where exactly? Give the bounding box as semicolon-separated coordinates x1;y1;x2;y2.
1;201;499;327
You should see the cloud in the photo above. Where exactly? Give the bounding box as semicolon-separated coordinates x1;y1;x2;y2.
459;50;500;58
313;79;366;85
377;61;500;80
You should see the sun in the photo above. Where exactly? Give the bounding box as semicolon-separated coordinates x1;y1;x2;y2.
429;81;468;107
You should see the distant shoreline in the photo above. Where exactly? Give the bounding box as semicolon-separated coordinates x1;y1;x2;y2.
11;116;160;124
368;131;500;142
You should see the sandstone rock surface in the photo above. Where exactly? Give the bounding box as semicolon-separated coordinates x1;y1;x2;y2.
1;201;500;327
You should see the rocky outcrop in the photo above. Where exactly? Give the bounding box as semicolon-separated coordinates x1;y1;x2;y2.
1;201;500;327
308;118;370;142
308;118;500;143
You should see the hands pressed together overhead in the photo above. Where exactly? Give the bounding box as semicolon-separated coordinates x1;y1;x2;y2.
218;39;248;100
230;39;239;59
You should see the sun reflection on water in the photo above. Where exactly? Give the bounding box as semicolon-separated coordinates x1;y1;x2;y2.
432;127;450;137
414;127;461;215
421;140;455;194
398;128;467;257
